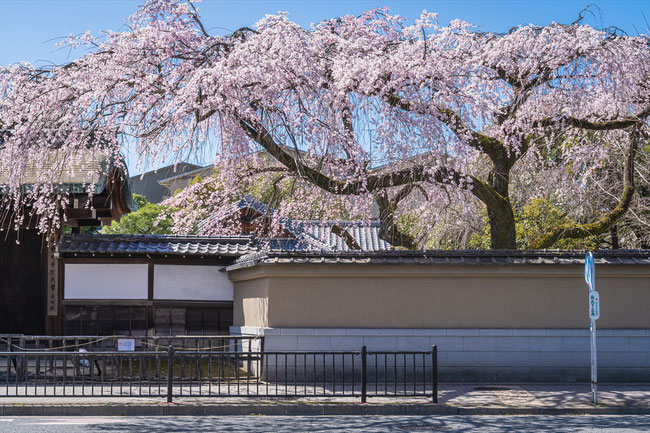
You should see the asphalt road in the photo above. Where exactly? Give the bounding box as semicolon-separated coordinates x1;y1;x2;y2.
1;415;649;432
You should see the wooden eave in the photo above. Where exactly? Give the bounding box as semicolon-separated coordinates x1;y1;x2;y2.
63;167;135;228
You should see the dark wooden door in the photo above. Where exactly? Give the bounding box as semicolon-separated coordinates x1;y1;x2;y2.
0;229;45;334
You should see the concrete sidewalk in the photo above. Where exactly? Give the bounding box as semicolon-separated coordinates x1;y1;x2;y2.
1;383;649;416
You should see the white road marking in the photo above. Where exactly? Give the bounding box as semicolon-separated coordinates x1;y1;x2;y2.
26;417;128;425
0;419;15;422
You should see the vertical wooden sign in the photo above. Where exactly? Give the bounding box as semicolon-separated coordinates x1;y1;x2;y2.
47;236;59;316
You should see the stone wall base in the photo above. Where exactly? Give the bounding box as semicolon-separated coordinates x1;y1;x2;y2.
230;326;650;383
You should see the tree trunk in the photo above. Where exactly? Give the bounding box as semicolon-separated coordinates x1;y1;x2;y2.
487;205;516;249
487;166;517;249
376;191;417;249
611;225;619;249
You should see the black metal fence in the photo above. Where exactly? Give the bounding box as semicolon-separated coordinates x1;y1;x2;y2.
0;345;438;403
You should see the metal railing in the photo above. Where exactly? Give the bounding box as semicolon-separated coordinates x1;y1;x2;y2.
0;335;262;353
0;345;438;403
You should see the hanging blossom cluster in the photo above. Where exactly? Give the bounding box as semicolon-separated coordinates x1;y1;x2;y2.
159;155;375;238
0;0;648;248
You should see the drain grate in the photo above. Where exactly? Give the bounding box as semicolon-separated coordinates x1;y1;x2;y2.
398;426;451;431
474;386;511;391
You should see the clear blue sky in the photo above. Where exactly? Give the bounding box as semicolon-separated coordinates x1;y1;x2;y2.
1;0;648;174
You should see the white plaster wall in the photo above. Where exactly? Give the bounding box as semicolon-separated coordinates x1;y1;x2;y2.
154;265;233;301
64;264;148;299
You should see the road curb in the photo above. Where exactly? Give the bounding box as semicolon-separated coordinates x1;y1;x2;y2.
1;404;649;417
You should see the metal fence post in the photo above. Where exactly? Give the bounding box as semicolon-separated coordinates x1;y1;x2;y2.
247;339;252;376
361;345;367;403
167;345;174;403
432;345;438;404
259;337;265;380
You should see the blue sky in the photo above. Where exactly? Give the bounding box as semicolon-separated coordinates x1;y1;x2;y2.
2;0;649;67
1;0;648;174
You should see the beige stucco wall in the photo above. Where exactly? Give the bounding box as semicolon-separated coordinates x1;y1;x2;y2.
233;277;269;328
230;263;650;329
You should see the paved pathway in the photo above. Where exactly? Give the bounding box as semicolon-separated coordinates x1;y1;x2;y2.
1;383;649;410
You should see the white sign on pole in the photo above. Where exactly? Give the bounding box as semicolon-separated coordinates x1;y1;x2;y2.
584;251;595;292
585;252;598;405
589;291;600;320
117;339;135;352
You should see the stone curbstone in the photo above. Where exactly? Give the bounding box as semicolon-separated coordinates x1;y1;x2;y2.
1;404;649;416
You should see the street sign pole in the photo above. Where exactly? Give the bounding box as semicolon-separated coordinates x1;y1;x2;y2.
585;252;598;405
590;318;597;404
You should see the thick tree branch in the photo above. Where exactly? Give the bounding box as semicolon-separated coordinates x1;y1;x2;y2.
375;185;417;249
532;127;640;248
330;224;362;250
385;93;510;164
535;106;650;131
240;117;432;193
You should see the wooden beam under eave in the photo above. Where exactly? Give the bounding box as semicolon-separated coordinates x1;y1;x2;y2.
75;219;102;227
65;208;97;220
65;219;80;228
71;196;112;209
95;209;114;218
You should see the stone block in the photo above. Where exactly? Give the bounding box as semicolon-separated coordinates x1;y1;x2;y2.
599;351;648;368
446;329;479;336
312;328;348;336
529;336;563;352
264;335;298;351
479;329;514;336
435;350;448;366
362;336;397;351
547;329;588;337
329;336;364;351
496;367;533;382
513;329;548;336
430;336;463;351
281;328;315;336
510;351;537;366
597;336;630;352
395;336;430;351
296;336;332;351
379;328;413;336
462;367;496;382
412;328;448;336
563;367;589;383
562;336;590;351
462;336;484;351
563;351;590;368
610;329;647;337
438;367;463;382
495;336;530;352
628;337;650;352
446;351;480;367
627;368;650;383
533;351;574;367
525;367;563;382
478;351;512;367
346;328;383;336
599;368;632;383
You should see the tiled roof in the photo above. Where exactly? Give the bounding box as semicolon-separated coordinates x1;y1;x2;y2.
1;149;108;192
227;249;650;271
0;149;137;212
199;195;393;252
57;234;256;257
295;220;392;251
